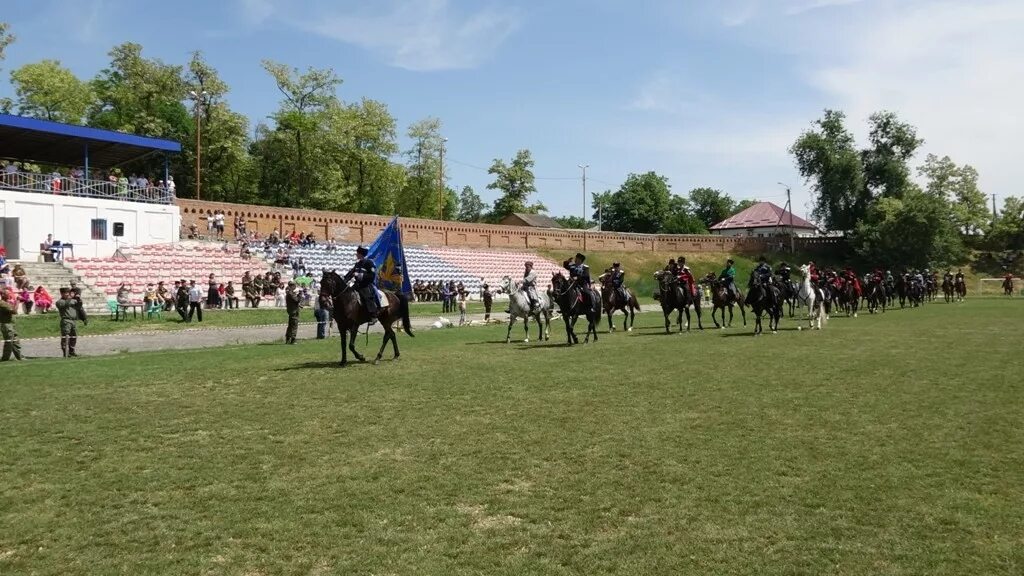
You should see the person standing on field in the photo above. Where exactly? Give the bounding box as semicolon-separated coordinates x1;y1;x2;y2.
285;281;303;344
55;286;87;357
0;298;23;361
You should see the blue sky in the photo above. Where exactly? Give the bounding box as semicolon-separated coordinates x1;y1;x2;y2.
3;0;1023;219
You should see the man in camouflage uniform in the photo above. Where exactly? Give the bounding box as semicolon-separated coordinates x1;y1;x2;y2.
0;297;23;361
284;280;303;344
55;287;87;357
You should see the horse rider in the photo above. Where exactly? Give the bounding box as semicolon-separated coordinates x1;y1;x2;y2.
808;261;821;285
943;269;954;286
885;270;894;285
749;256;773;288
664;258;679;275
522;261;540;312
719;258;739;300
912;269;925;288
564;252;594;306
344;246;379;324
598;262;628;304
676;257;697;298
843;266;862;298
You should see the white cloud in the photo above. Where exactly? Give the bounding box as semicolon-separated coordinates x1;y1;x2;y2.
299;0;522;71
806;0;1024;196
785;0;865;15
622;0;1024;209
237;0;275;26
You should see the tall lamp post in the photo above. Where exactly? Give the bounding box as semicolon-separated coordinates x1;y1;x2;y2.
778;182;794;253
439;137;447;220
577;164;589;222
188;90;209;201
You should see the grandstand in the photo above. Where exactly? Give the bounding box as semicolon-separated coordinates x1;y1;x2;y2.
267;244;566;296
66;242;271;299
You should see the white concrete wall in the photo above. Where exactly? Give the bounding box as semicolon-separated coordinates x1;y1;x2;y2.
0;189;180;259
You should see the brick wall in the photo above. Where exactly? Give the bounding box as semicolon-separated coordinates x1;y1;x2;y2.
176;199;780;255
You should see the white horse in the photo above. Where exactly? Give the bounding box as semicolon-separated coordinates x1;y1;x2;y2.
502;275;552;343
798;264;828;330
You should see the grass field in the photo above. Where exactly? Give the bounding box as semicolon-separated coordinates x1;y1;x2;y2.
2;299;1022;575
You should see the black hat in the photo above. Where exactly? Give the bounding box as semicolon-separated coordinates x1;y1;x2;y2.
727;258;734;264
612;262;620;267
356;246;368;256
758;255;767;262
575;252;585;261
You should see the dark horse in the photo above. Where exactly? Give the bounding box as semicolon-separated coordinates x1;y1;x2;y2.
746;277;781;335
1004;276;1015;296
550;272;601;345
865;279;887;314
654;270;703;333
778;276;799;317
599;277;641;332
955;277;967;301
701;273;746;328
319;271;414;366
942;276;954;303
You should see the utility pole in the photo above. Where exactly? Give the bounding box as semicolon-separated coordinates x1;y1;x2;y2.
778;182;795;253
992;193;998;219
439;137;447;220
188;90;208;201
578;164;589;222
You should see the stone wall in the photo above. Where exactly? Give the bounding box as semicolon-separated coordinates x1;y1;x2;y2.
176;199;782;255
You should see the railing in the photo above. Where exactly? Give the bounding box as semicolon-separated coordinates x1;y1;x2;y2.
0;170;175;204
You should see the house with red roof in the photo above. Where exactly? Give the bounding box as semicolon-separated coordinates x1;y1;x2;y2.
709;201;820;238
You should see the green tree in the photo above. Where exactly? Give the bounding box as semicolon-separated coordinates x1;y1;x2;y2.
988;197;1024;250
0;22;14;113
662;195;707;234
688;187;735;230
790;110;866;232
918;154;989;236
602;172;672;233
89;43;189;138
9;60;94;123
0;22;13;63
853;189;964;269
262;60;342;203
397;117;445;218
340;98;400;215
861;111;923;200
553;215;594;229
488;149;544;220
181;52;252;203
456;185;485;222
733;198;759;214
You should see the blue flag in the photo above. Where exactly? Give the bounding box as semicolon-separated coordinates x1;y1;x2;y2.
367;216;412;294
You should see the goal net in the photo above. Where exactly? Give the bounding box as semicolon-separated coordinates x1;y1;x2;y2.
978;278;1020;296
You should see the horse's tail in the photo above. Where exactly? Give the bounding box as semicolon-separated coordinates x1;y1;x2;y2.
397;292;414;337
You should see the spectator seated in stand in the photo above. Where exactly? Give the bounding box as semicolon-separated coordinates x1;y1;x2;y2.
33;285;53;313
12;264;28;290
18;286;34;314
116;283;133;305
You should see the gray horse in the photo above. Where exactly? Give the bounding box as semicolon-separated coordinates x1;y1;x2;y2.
502;275;552;343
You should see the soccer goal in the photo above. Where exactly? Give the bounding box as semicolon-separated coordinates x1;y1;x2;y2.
978;278;1020;296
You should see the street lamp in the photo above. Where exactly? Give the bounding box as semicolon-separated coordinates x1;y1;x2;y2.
577;164;589;222
778;182;794;253
439;137;448;220
188;90;209;201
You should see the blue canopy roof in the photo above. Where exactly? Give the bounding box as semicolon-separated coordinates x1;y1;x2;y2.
0;114;181;168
